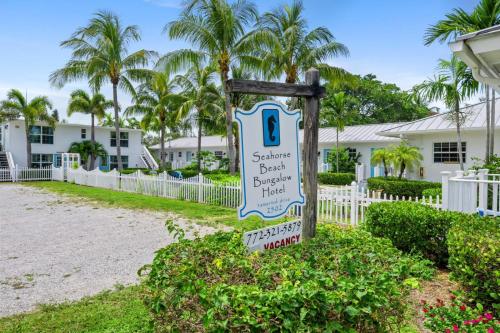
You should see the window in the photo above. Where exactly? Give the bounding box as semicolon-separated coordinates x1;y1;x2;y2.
109;155;128;169
110;131;129;147
214;151;224;159
347;148;357;159
29;126;54;144
81;128;86;139
433;142;466;163
31;154;53;168
178;151;182;158
169;152;174;162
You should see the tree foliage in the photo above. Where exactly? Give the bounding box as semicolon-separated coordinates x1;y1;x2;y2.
321;74;430;126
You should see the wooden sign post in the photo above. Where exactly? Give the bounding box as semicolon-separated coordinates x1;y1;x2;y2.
226;68;324;240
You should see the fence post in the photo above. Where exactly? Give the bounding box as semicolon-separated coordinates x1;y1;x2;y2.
477;169;489;214
198;173;203;203
350;181;357;225
441;171;451;210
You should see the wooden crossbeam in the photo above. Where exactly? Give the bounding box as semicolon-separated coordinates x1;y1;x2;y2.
225;79;325;98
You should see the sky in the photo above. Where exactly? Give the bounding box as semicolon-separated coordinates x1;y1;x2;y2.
0;0;477;124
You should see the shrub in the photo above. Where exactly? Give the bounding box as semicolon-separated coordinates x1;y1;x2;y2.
422;187;442;198
367;176;441;198
205;173;240;184
318;172;355;185
364;201;466;267
448;215;499;310
142;224;434;332
120;168;150;175
421;297;499;332
326;147;361;173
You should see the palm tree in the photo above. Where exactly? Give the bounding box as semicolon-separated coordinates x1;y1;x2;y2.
175;63;222;172
250;0;349;85
161;0;259;174
50;11;156;170
322;92;350;173
390;142;423;179
67;89;113;169
425;0;500;161
414;57;478;170
99;113;124;128
68;140;108;170
370;148;393;178
125;71;182;168
0;89;54;166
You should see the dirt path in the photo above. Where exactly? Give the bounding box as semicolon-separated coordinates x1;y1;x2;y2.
0;183;223;317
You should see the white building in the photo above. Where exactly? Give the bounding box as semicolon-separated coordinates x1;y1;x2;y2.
0;119;157;170
152;100;499;182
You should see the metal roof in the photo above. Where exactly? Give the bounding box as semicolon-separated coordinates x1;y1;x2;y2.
151;135;228;150
152;123;401;150
456;25;500;42
379;100;500;137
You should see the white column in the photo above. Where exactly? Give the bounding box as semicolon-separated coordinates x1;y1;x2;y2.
477;169;489;215
441;171;451;210
350;181;358;225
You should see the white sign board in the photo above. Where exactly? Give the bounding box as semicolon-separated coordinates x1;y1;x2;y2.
235;101;305;220
243;220;302;252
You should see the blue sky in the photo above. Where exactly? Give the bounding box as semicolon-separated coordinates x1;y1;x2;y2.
0;0;476;124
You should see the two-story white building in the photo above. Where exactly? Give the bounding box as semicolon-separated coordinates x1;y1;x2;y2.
0;119;155;170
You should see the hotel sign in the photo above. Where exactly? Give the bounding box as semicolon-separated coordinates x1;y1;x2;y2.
235;101;305;221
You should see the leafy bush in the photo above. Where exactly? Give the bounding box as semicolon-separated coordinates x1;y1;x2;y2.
169;168;199;179
422;187;442;198
364;201;465;267
421;297;499;332
318;172;355;185
142;224;434;332
326;147;361;173
120;168;150;175
205;173;240;184
448;215;500;310
367;176;441;198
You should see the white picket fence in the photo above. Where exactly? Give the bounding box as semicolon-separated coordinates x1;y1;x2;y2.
442;169;500;217
0;166;55;182
67;167;242;208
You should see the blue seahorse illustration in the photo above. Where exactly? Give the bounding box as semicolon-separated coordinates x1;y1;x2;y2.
268;115;277;142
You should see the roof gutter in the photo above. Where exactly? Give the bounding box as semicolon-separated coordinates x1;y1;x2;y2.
450;39;500;91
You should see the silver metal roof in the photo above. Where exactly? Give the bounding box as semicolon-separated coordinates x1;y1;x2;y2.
379;100;500;137
151;135;228;150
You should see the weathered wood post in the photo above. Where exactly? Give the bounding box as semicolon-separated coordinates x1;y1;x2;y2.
302;68;320;239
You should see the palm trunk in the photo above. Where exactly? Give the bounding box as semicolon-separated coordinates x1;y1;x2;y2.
383;158;388;177
490;89;496;157
335;130;339;173
90;113;96;170
25;122;32;167
160;123;166;169
197;115;202;172
234;129;240;172
222;71;235;175
112;83;123;171
398;161;405;179
486;86;491;162
455;101;465;171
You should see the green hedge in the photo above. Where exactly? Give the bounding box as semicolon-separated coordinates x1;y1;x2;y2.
142;224;434;332
448;215;499;310
421;187;442;198
318;172;355;185
364;201;465;267
367;176;441;198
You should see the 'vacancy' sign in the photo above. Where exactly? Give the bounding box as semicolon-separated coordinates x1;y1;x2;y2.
235;101;305;220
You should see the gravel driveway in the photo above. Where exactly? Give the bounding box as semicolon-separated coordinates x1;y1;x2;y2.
0;183;222;317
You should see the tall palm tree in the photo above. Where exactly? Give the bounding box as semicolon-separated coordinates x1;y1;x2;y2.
0;89;54;166
424;0;500;161
322;92;350;173
414;57;478;170
370;148;393;178
50;11;156;170
125;71;182;168
390;142;423;180
175;63;222;172
99;113;125;128
161;0;258;174
250;0;349;85
67;89;113;169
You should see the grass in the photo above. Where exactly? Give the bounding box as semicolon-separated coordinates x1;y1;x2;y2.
0;286;151;333
23;181;276;231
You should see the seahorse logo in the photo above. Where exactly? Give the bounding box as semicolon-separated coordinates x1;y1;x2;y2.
268;115;277;142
